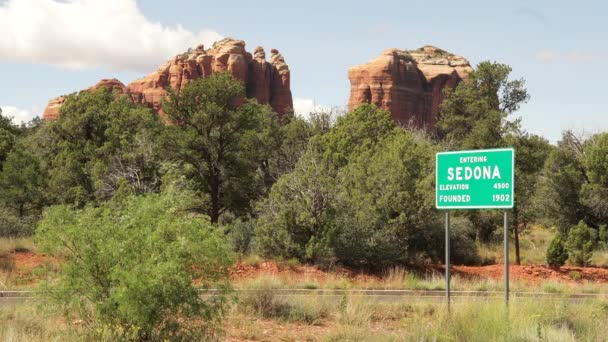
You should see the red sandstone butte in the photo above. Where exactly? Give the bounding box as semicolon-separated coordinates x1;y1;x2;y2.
43;38;293;120
348;45;473;130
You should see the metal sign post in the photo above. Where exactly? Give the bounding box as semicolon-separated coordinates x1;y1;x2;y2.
504;210;509;304
435;148;515;307
445;211;451;310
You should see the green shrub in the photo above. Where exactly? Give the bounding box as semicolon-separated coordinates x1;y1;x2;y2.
449;217;481;265
36;183;233;341
303;282;319;290
565;221;596;266
0;207;37;237
226;218;256;254
546;234;568;268
254;105;492;269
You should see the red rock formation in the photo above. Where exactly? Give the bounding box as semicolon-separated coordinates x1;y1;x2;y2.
42;96;67;121
42;78;127;120
348;45;472;130
43;38;293;120
269;49;293;116
91;78;128;94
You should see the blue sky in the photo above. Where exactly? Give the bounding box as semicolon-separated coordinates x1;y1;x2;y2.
1;0;606;142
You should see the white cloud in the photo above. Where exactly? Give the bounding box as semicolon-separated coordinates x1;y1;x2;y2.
0;0;223;72
533;50;598;64
293;98;332;120
1;105;38;124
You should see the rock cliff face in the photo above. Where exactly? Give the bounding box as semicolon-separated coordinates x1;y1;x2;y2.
43;38;293;120
42;78;127;120
41;96;67;121
348;45;472;130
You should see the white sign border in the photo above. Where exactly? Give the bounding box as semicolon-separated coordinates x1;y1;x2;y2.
435;148;515;210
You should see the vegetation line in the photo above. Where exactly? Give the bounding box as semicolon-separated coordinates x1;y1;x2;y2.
3;289;608;298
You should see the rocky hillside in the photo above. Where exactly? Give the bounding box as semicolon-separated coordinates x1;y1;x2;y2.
43;38;293;120
348;45;473;130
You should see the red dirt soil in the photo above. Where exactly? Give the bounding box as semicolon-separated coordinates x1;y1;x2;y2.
231;261;608;285
10;252;608;286
451;264;608;284
13;251;54;271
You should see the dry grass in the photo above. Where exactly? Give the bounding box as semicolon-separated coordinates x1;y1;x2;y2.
226;294;608;341
0;238;36;255
591;249;608;266
0;303;80;341
477;225;608;268
5;297;608;341
236;266;608;296
241;254;264;267
3;231;608;340
0;238;61;290
477;225;554;265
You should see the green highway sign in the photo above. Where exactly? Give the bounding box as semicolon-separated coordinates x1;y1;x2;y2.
436;148;514;209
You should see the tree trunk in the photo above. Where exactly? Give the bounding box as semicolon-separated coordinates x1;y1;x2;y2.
513;209;521;265
209;172;221;224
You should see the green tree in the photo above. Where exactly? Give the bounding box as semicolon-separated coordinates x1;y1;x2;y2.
255;144;337;262
438;62;530;243
565;221;596;266
505;133;552;264
598;225;608;249
320;104;397;168
35;88;163;206
255;104;471;268
0;147;46;217
536;133;587;234
161;72;280;223
331;129;441;269
438;61;528;149
581;132;608;225
275;115;328;173
0;107;20;168
36;181;233;340
546;234;568;268
254;104;396;262
254;115;317;195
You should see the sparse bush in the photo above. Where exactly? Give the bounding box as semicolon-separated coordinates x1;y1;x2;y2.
0;251;15;273
565;221;596;266
569;270;582;281
241;288;327;324
285;258;300;270
541;281;567;294
243;254;264;267
275;257;300;271
241;288;291;318
36;182;233;341
546;234;568;268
